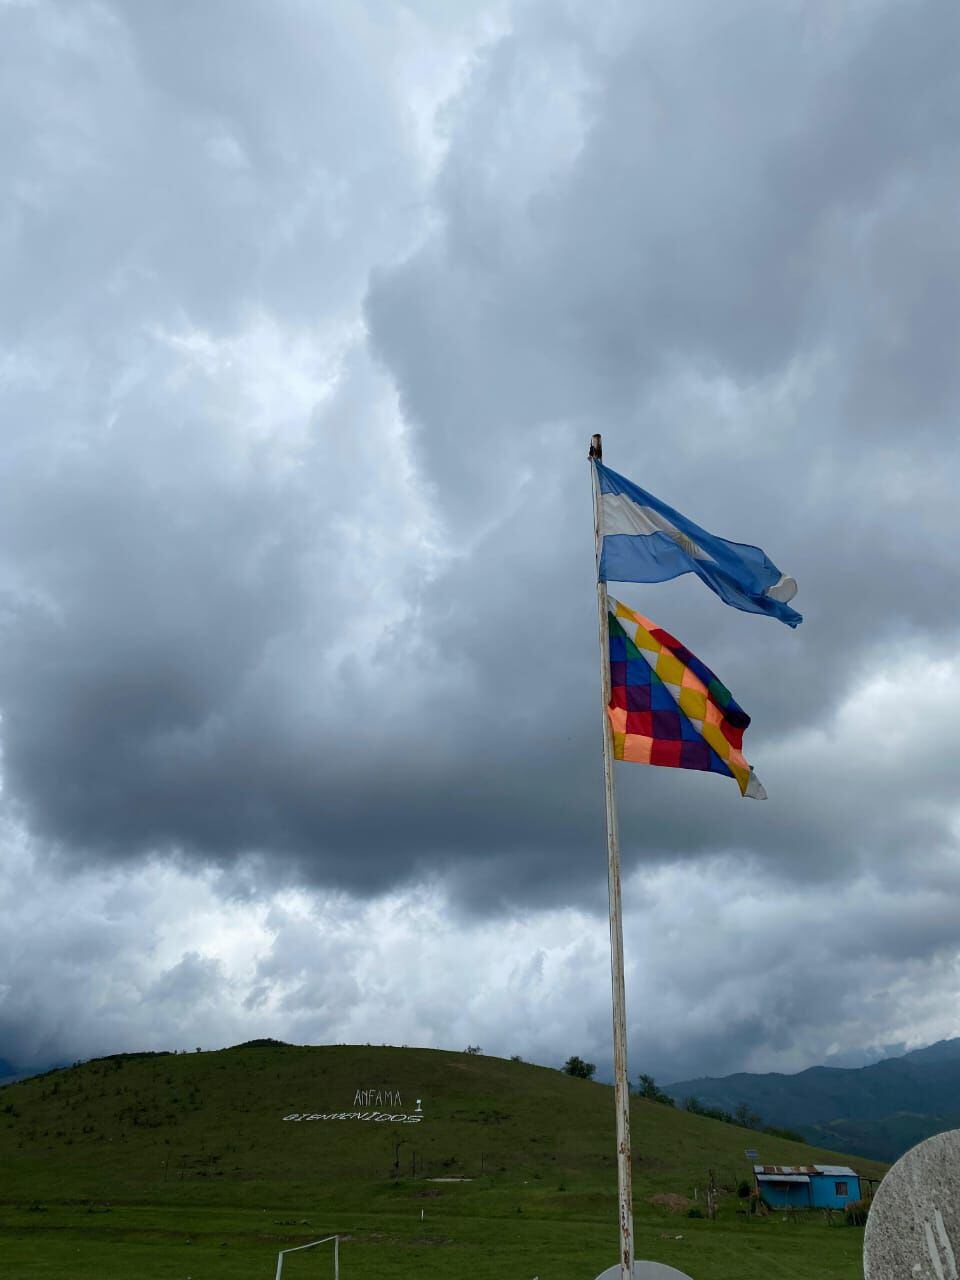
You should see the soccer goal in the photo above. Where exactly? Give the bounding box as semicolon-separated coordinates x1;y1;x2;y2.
274;1234;340;1279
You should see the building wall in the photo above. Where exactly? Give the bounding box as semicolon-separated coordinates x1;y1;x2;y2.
758;1181;811;1209
758;1174;861;1210
809;1175;861;1209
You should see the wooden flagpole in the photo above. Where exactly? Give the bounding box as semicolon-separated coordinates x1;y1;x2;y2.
590;433;635;1278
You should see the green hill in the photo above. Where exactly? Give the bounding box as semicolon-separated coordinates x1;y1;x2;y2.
0;1041;887;1279
666;1038;960;1162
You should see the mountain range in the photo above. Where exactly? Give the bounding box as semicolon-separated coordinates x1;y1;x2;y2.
665;1037;960;1162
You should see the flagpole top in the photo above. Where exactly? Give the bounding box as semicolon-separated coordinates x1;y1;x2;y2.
589;433;602;461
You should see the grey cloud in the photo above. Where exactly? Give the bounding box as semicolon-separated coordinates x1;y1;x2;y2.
2;1;956;906
1;0;960;1080
1;820;959;1086
363;0;960;899
149;952;225;1007
1;0;427;340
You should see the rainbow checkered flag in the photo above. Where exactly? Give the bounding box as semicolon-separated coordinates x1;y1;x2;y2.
606;596;766;799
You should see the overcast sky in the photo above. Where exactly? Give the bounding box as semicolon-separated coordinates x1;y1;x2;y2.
1;0;959;1087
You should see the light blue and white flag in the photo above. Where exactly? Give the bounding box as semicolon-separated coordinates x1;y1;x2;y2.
595;461;802;627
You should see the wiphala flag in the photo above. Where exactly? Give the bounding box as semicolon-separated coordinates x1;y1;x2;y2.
606;596;766;799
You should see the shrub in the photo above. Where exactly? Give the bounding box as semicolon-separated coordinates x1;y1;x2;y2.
844;1200;869;1227
635;1074;676;1106
683;1096;733;1123
686;1207;703;1219
680;1095;804;1141
562;1056;596;1080
761;1123;805;1142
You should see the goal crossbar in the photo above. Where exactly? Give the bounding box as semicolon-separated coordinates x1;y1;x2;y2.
275;1233;340;1280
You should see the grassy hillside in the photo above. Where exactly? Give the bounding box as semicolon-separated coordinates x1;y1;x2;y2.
0;1042;887;1279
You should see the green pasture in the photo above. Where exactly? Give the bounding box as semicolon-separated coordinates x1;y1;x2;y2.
0;1042;886;1278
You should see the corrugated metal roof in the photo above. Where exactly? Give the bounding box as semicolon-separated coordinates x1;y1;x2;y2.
757;1173;810;1184
753;1164;857;1177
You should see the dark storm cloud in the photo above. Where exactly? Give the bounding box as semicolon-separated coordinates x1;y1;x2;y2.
1;0;959;914
364;0;960;893
0;0;449;889
2;0;960;1079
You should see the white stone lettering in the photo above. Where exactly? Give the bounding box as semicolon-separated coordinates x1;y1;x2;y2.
353;1087;403;1108
281;1093;425;1124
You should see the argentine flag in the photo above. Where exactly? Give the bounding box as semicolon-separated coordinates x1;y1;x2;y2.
596;461;801;627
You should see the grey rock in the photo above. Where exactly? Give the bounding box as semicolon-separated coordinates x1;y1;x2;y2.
864;1128;960;1278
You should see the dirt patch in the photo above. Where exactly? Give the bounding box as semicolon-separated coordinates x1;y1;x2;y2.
649;1193;693;1214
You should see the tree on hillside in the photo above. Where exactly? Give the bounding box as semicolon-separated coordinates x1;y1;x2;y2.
734;1101;761;1128
635;1073;676;1106
684;1095;732;1122
562;1055;596;1079
464;1045;482;1055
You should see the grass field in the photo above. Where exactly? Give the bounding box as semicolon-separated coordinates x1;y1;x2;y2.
0;1042;887;1278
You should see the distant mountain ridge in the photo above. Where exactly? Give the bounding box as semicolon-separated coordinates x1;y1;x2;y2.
0;1055;71;1086
665;1038;960;1162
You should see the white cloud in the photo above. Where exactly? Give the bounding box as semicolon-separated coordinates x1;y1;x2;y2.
3;797;960;1082
1;0;959;1081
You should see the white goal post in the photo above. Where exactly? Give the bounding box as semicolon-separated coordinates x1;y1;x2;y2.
274;1234;340;1279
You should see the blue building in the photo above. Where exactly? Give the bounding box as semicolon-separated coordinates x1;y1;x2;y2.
754;1164;861;1210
